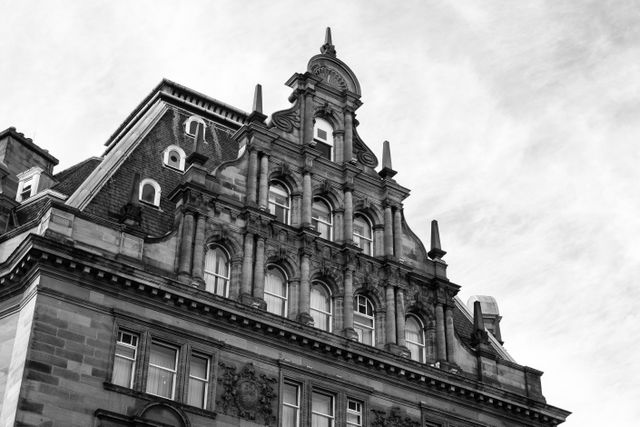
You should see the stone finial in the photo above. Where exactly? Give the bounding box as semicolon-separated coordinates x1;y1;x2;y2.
471;301;489;347
186;123;209;166
320;27;337;57
119;173;142;226
378;140;397;179
427;219;447;260
248;83;267;123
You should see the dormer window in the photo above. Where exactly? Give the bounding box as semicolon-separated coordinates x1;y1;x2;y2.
139;178;161;207
184;116;206;140
162;145;186;171
313;118;334;161
16;167;43;202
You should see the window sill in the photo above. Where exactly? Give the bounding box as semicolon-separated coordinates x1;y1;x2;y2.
103;382;217;419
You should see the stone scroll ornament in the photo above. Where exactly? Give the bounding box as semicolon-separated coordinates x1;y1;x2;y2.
217;362;277;426
271;101;300;133
371;407;420;427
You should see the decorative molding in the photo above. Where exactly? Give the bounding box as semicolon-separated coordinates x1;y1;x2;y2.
217;362;277;426
310;64;348;91
371;407;420;427
271;102;301;133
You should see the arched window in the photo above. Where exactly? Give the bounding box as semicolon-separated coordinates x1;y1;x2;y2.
204;247;229;297
353;215;373;255
268;181;290;224
163;145;186;171
184;116;206;139
313;118;334;161
139;179;161;207
405;315;426;363
312;198;333;240
354;295;375;345
310;282;332;332
265;266;288;316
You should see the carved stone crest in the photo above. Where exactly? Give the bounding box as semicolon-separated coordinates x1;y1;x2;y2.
217;362;277;425
310;64;347;91
371;407;420;427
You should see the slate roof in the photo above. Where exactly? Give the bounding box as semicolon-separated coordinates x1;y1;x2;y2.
52;157;102;196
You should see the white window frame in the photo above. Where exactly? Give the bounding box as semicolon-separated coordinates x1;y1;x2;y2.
264;266;288;316
146;341;179;400
346;398;363;427
311;391;335;427
312;197;334;241
184;115;207;140
268;181;291;224
16;167;43;202
353;215;373;256
113;330;138;388
204;246;230;297
310;282;332;332
313;118;334;161
354;295;375;346
139;178;161;207
282;381;300;427
187;352;210;409
162;145;187;172
405;315;426;363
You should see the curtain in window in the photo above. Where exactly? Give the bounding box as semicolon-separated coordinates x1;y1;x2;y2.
146;343;177;399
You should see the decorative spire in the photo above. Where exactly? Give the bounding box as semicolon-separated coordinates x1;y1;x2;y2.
320;27;337;57
427;219;447;260
186;123;209;166
248;83;267;123
471;301;489;347
378;140;397;179
119;173;142;226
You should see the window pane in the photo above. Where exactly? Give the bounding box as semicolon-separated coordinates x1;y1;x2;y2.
190;355;207;378
141;184;155;203
149;344;176;369
112;357;133;387
312;392;333;414
147;365;174;398
282;407;298;427
188;379;206;408
204;247;229;296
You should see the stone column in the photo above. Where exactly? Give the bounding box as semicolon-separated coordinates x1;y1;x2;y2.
343;187;353;244
298;252;311;323
252;237;266;299
393;207;403;258
229;256;243;299
241;233;254;297
246;149;258;205
191;214;207;281
383;204;393;256
291;192;302;227
302;171;312;226
395;288;406;347
385;285;397;344
304;91;314;145
342;268;355;338
435;303;446;361
178;211;195;277
258;154;269;209
344;109;353;163
445;305;455;362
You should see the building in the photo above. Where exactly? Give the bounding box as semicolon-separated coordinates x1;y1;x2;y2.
0;29;570;427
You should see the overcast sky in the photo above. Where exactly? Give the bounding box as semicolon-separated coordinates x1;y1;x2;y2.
2;1;639;425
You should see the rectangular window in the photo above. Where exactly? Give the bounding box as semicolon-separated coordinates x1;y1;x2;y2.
146;341;178;399
312;391;335;427
112;330;138;388
187;353;209;409
282;382;300;427
346;399;362;426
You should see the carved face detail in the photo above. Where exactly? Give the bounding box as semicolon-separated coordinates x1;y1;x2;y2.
238;380;259;410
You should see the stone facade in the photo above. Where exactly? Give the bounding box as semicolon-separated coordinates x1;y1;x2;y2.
0;30;570;426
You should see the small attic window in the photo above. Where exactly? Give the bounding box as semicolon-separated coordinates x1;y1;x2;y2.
139;178;161;207
16;167;43;202
313;118;334;161
162;145;186;171
184;116;207;140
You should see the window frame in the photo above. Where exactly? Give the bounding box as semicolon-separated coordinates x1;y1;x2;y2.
264;265;289;317
346;398;363;427
15;167;43;202
313;118;334;161
353;295;375;346
204;246;230;297
112;329;138;389
282;381;301;427
162;145;187;172
311;390;335;427
312;197;334;241
187;352;210;410
139;178;161;207
405;314;426;363
184;115;207;140
310;281;333;332
353;214;373;256
268;181;291;225
146;340;179;400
